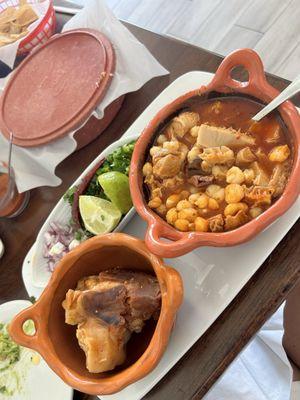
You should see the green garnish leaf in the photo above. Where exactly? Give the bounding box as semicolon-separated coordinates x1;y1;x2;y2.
63;186;78;206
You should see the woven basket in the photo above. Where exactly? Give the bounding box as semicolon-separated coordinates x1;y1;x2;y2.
0;0;56;55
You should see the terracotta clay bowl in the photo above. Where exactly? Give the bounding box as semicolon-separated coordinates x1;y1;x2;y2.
130;48;300;258
9;233;183;395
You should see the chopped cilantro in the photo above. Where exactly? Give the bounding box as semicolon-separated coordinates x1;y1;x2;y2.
96;141;136;176
63;186;78;206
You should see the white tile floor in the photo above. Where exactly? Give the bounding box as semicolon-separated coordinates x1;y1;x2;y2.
65;0;300;81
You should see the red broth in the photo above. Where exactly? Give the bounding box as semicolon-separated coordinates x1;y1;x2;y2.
143;97;293;233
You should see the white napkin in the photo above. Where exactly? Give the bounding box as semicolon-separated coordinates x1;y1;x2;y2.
0;0;50;68
204;305;293;400
0;0;168;193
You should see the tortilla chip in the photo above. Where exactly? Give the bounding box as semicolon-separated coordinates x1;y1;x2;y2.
10;31;27;39
0;22;11;34
0;34;17;46
0;3;37;47
9;22;22;34
0;7;17;24
15;4;38;27
0;30;27;46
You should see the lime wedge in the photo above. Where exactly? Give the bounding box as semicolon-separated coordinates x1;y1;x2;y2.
98;171;132;214
79;195;121;235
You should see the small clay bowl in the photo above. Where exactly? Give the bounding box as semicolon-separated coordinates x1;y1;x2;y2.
9;233;183;395
130;48;300;258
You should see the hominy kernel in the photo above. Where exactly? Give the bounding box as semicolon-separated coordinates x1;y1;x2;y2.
157;134;167;145
174;218;190;232
208;198;219;210
195;194;209;209
176;200;192;211
149;146;161;157
166;194;181;209
189;193;201;204
148;197;162;209
156;204;167;216
224;202;248;217
166;208;178;224
195;217;209;232
269;145;290;162
212;165;228;181
206;184;225;202
226;166;245;184
163;140;180;152
178;208;198;222
142;162;152;177
249;207;263;218
225;184;244;203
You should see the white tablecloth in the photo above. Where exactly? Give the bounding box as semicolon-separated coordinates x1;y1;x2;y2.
204;305;293;400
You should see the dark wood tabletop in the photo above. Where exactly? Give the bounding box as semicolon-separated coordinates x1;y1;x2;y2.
0;11;299;400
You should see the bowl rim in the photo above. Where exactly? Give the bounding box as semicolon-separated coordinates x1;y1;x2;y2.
129;48;300;258
9;233;183;395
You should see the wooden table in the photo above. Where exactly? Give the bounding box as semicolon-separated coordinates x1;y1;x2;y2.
0;12;299;400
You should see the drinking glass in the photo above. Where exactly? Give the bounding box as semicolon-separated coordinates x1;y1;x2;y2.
0;161;29;218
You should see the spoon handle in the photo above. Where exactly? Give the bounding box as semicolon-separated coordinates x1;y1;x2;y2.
7;131;13;180
252;76;300;121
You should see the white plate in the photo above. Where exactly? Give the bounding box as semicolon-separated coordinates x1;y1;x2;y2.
22;71;300;400
31;135;138;288
22;244;43;300
0;300;73;400
0;238;4;259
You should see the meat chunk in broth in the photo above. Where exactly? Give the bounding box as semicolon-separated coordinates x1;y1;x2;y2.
165;111;200;138
199;146;235;166
153;154;182;178
251;161;270;186
143;98;292;232
269;160;291;197
188;175;214;188
236;147;256;165
62;269;161;373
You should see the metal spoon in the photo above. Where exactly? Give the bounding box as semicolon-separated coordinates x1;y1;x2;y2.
252;75;300;121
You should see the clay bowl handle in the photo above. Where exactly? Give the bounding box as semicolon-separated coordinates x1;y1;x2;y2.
162;265;184;310
9;303;42;352
145;222;201;258
210;48;279;100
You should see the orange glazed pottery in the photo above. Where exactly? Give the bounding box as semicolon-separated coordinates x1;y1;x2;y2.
9;234;183;395
130;48;300;258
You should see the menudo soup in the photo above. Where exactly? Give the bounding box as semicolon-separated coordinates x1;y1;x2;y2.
142;97;292;233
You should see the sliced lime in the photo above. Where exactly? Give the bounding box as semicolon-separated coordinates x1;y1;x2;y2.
79;195;121;235
98;171;132;214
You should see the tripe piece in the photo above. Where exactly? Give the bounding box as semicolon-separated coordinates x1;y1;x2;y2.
196;124;255;148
